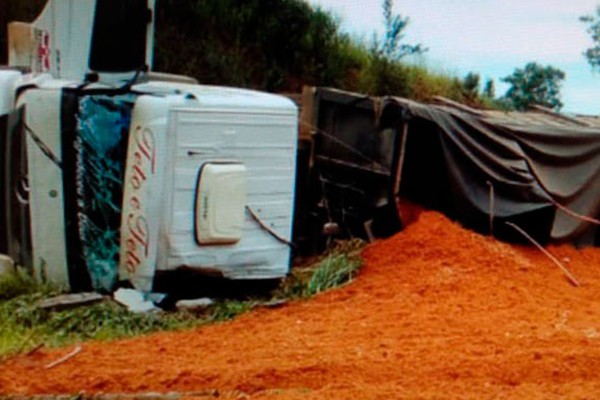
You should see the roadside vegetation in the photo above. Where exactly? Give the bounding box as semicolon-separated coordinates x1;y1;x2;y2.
1;0;498;106
5;0;589;109
501;62;566;111
0;240;365;357
153;0;497;106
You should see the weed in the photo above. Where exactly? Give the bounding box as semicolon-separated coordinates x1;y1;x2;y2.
305;253;362;296
0;268;54;300
0;290;197;356
303;239;364;296
207;300;258;322
277;239;365;299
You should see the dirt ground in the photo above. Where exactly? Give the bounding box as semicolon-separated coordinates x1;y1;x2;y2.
2;211;600;399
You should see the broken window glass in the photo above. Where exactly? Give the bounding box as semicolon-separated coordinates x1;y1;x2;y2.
75;94;136;291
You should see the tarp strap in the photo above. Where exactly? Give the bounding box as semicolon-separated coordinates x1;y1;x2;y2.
246;205;296;249
23;122;63;169
298;120;387;171
551;198;600;226
393;122;409;197
506;221;580;287
487;181;495;236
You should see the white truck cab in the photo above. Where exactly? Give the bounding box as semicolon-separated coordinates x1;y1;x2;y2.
0;0;298;292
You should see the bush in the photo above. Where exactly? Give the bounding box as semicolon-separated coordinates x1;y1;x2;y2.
0;268;52;300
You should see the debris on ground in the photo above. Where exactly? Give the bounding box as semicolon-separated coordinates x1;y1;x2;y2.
44;345;82;370
113;288;158;313
3;211;600;398
37;293;106;312
175;298;214;312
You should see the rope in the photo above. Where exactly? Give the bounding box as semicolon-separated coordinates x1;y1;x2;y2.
246;206;296;249
487;181;495;236
45;345;82;369
298;120;387;171
550;198;600;226
505;221;580;287
23;122;63;169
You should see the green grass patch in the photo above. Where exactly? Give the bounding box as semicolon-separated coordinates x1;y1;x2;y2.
277;239;365;299
0;268;50;300
0;289;197;357
0;241;365;357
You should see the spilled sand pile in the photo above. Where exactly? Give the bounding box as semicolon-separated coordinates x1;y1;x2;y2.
2;211;600;399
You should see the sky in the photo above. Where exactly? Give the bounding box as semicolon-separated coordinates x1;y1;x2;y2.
307;0;600;115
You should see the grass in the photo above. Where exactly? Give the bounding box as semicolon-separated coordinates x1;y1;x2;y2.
0;268;50;300
276;239;365;299
0;268;245;356
0;240;366;357
0;281;198;356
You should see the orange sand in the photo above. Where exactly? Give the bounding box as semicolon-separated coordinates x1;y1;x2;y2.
2;211;600;399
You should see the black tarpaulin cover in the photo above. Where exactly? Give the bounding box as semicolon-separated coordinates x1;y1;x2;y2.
384;97;600;244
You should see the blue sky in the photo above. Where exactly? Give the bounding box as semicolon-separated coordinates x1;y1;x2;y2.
308;0;600;115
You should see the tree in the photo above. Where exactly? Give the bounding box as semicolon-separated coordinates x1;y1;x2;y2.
501;62;565;111
361;0;426;96
154;0;349;92
483;79;495;99
374;0;426;62
581;7;600;71
461;72;480;101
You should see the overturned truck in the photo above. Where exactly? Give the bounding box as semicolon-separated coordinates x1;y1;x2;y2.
3;1;600;294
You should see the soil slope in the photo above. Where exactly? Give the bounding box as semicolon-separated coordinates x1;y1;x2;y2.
2;211;600;399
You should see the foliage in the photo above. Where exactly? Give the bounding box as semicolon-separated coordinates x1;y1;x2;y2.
154;0;358;92
0;289;264;357
207;300;258;322
501;62;566;111
0;289;197;357
357;0;426;96
358;55;412;97
373;0;426;62
483;78;495;99
461;72;481;102
304;251;362;296
402;64;465;102
0;267;48;300
278;239;365;299
581;7;600;71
